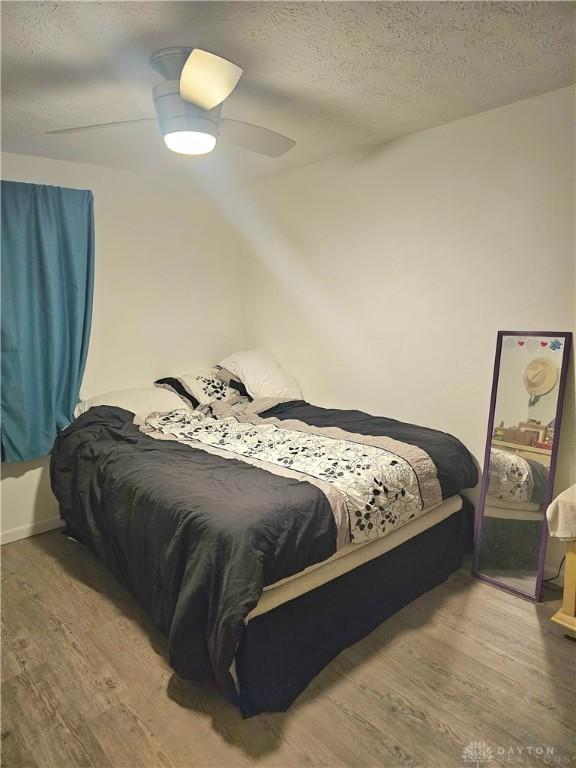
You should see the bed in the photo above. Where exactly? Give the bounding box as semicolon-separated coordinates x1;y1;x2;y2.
50;398;477;716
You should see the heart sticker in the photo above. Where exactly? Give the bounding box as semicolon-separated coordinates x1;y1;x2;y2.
518;341;525;346
540;341;548;347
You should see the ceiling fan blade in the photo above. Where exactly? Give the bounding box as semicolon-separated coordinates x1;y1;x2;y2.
219;119;295;157
179;49;243;111
47;118;156;135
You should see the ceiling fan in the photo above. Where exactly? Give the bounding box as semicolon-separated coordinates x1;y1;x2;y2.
47;47;296;158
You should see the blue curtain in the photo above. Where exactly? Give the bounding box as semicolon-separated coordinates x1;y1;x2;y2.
1;181;94;463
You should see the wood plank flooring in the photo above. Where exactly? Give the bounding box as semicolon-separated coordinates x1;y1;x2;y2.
1;531;574;768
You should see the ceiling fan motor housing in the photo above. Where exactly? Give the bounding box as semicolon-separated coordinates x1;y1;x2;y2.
149;47;191;81
152;80;221;140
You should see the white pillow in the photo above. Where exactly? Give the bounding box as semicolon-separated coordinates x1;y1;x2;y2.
74;387;186;419
219;348;301;401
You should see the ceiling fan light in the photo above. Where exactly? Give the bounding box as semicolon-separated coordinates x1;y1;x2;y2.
164;130;216;155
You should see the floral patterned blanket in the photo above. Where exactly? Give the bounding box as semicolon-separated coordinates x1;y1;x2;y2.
488;447;549;505
143;407;443;545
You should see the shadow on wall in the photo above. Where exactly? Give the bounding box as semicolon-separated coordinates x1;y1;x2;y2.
554;352;576;493
1;455;60;543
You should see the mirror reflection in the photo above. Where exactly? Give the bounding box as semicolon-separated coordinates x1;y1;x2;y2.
475;333;570;599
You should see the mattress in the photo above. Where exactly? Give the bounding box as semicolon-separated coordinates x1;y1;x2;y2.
248;495;463;620
484;493;543;520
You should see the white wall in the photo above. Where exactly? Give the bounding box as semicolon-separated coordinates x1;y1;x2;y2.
239;86;575;579
1;152;245;543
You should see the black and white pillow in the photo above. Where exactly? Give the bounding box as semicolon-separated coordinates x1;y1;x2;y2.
155;371;247;409
154;377;200;409
212;365;253;402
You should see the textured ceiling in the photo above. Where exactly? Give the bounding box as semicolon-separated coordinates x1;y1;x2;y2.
2;1;575;180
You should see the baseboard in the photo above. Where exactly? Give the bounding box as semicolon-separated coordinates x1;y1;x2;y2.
1;516;64;545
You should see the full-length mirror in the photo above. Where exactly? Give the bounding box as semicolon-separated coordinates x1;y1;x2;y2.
474;331;572;601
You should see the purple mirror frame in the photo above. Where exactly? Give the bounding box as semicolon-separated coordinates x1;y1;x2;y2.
472;330;573;602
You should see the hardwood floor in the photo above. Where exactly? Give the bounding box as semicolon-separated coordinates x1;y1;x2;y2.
1;531;574;768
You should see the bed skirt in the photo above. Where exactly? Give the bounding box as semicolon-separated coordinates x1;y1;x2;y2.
236;497;473;717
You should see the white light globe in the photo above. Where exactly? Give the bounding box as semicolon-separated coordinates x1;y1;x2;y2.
164;131;216;155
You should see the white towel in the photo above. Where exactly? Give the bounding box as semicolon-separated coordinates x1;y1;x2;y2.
546;484;576;540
